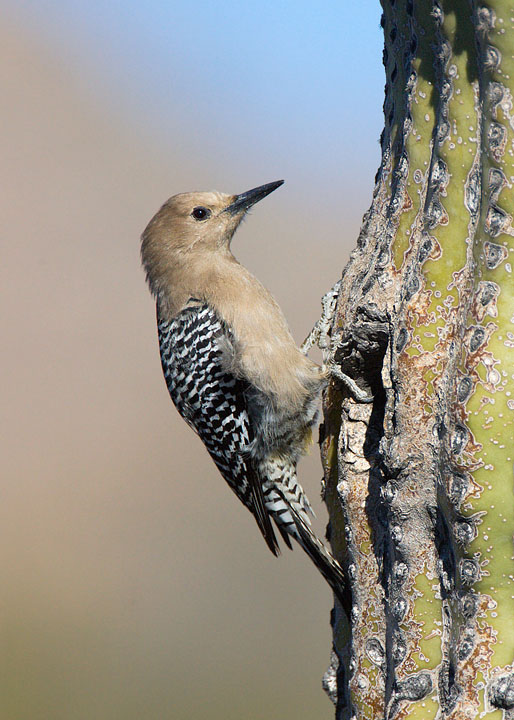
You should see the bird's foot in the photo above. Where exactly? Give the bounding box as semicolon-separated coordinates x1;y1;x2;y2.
301;280;342;358
327;363;373;403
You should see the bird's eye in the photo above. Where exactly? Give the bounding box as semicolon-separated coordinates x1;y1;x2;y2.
191;206;211;221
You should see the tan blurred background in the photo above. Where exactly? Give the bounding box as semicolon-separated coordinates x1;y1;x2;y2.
1;5;382;719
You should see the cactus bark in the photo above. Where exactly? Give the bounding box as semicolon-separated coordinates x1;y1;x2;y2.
322;1;514;717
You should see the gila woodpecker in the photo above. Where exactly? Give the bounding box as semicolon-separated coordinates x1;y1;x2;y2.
141;180;345;602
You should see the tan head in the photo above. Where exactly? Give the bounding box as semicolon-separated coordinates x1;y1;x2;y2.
141;180;284;305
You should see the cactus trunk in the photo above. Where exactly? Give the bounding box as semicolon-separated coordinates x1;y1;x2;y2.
323;1;514;717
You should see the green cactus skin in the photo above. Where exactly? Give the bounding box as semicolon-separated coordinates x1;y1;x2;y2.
322;2;514;717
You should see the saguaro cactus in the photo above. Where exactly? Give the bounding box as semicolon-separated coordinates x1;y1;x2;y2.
322;1;514;717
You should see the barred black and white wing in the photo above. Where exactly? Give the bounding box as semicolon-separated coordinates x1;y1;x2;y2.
157;301;280;555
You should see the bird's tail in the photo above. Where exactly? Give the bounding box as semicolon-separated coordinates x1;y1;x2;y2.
260;461;346;603
292;515;346;606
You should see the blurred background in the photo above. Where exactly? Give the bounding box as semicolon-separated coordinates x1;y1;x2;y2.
1;2;383;718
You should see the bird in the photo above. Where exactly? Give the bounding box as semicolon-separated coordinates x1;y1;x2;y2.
141;180;345;602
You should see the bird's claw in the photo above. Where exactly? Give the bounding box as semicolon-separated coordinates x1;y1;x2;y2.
303;280;373;403
328;363;373;403
301;280;341;359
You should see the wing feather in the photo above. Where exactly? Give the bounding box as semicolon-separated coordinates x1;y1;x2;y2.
157;302;280;555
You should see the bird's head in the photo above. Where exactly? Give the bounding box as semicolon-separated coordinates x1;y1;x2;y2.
142;179;283;251
141;180;283;304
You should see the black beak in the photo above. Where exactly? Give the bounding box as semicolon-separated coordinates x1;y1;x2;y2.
224;180;284;215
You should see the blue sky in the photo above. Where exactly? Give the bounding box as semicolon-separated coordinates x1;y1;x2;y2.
11;1;384;193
